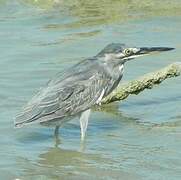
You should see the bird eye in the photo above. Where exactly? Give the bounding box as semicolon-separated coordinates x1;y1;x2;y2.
124;49;132;56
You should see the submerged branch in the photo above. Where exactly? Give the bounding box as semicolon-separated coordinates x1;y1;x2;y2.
102;62;181;104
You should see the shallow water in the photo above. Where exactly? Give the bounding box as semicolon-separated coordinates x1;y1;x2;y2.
0;0;181;179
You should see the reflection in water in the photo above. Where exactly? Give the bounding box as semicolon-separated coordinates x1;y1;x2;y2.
39;147;86;167
17;145;141;180
96;102;181;130
16;147;87;179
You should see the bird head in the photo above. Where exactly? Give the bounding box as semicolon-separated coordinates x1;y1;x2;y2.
96;43;174;66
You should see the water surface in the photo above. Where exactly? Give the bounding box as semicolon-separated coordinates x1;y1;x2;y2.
0;0;181;179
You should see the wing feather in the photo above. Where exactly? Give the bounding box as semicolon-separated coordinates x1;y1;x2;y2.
15;59;111;127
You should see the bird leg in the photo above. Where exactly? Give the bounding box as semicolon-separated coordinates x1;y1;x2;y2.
54;126;61;147
54;126;60;136
80;109;91;141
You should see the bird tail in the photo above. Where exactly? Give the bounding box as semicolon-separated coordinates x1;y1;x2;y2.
14;120;25;128
14;109;41;128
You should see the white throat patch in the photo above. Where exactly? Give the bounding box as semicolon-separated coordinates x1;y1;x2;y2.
119;64;124;72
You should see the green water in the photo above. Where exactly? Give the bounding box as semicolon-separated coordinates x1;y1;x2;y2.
0;0;181;179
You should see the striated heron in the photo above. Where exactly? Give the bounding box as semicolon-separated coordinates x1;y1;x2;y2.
15;43;174;140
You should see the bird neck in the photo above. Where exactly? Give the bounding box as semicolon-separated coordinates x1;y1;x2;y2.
96;55;124;76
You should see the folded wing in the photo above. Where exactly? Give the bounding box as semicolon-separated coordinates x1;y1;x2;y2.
15;59;110;127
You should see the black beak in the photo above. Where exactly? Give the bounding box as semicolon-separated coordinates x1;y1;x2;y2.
138;47;175;55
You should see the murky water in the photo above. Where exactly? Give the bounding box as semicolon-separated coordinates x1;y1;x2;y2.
0;0;181;179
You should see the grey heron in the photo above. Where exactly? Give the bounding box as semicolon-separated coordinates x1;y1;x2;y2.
15;43;174;140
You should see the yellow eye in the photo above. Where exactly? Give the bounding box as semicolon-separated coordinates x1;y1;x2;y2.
124;49;132;55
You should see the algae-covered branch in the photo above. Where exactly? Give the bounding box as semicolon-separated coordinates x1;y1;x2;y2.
102;62;181;104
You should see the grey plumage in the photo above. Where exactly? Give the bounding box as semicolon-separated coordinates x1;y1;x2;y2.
15;43;174;139
15;53;121;127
